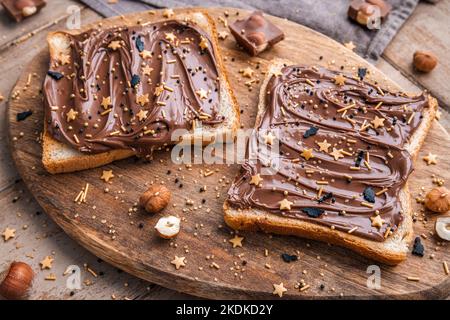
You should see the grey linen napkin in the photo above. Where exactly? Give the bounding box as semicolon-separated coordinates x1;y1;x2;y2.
79;0;419;62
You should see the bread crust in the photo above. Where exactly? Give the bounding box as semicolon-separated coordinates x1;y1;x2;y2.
223;58;438;265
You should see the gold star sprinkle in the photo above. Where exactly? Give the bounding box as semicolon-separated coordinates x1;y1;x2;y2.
316;139;331;153
279;198;293;211
229;235;244;248
101;96;112;109
66;108;78;122
165;32;177;42
263;132;276;145
101;170;114;182
242;67;254;78
142;65;153;76
218;31;228;40
334;74;346;86
273;283;287;298
154;84;164;97
136;93;149;106
199;36;209;50
344;41;356;51
163;8;174;18
108;40;122;50
423;152;437;165
196;88;208;100
59;54;71;65
301;148;314;160
171;256;186;270
140;50;152;59
330;148;344;161
371;116;385;129
40;256;54;270
2;227;16;241
136;109;148;121
250;174;263;186
370;215;385;229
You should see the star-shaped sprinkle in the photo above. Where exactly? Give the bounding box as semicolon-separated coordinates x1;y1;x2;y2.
142;65;153;76
108;40;122;50
59;54;71;65
136;109;148;121
242;67;254;78
423;152;437;165
301;148;314;160
218;31;228;40
334;74;346;86
344;41;356;51
263;132;276;145
136;93;149;106
101;170;114;182
229;235;244;248
316;139;331;153
196;88;208;100
40;256;54;270
330;148;344;161
101;96;111;109
66;108;78;122
199;36;209;50
370;215;385;229
249;174;263;186
140;50;152;59
163;8;174;18
171;256;186;270
2;227;16;241
165;32;177;42
371;116;385;129
154;84;164;97
273;283;287;297
279;199;293;211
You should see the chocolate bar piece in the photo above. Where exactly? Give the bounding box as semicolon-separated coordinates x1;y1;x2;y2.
1;0;46;22
229;11;284;56
348;0;391;27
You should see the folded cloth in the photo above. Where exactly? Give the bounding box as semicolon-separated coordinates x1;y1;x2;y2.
79;0;419;62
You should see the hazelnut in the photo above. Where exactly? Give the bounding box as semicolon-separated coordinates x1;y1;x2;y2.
155;216;181;239
413;51;438;73
246;31;266;46
139;185;171;213
435;217;450;241
425;187;450;213
15;0;37;17
0;262;34;300
247;14;266;28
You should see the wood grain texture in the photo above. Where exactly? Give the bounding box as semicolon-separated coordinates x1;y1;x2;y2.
6;8;450;299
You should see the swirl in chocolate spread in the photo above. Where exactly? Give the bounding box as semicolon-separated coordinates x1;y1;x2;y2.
227;65;429;242
44;20;224;155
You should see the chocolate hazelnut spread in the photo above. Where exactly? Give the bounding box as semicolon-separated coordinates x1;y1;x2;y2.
44;20;224;155
227;65;429;242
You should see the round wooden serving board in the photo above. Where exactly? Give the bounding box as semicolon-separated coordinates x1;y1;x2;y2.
7;8;450;299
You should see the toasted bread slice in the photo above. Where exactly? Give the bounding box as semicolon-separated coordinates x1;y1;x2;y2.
43;11;239;174
224;58;438;265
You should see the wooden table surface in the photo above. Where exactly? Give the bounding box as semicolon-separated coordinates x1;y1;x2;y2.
0;0;449;300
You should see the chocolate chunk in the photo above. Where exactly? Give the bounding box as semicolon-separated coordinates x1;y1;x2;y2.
358;67;367;80
303;126;318;138
348;0;392;28
47;70;64;80
281;253;298;263
229;11;284;56
130;74;140;87
355;150;365;167
17;110;33;121
1;0;46;23
412;237;424;257
363;187;375;203
318;192;333;203
135;36;144;52
302;207;324;218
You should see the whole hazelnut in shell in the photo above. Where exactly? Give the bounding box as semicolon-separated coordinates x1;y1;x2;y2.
0;262;34;300
139;185;171;213
425;187;450;213
413;51;438;73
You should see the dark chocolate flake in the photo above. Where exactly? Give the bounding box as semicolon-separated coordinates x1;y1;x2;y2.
131;74;140;87
355;150;365;167
281;253;298;263
318;192;333;203
47;70;64;80
302;207;324;218
412;237;424;257
17;110;33;121
363;187;375;203
303;126;318;138
135;36;144;52
358;67;367;80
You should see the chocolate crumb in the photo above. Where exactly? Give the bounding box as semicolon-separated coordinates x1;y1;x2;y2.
412;237;424;257
17;110;33;121
303;126;319;138
302;207;324;218
281;253;298;263
363;187;375;203
47;70;64;80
